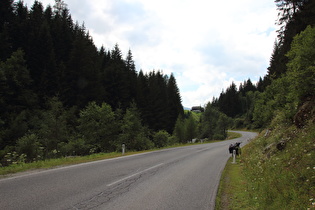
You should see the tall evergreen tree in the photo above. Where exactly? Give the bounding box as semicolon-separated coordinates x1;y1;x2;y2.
0;0;14;60
10;1;29;53
0;49;37;148
268;0;315;79
146;71;168;131
166;73;183;133
102;44;131;109
217;82;240;118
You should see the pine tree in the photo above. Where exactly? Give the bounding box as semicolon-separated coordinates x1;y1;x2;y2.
10;1;29;52
0;49;37;148
103;44;131;109
146;71;168;131
269;0;315;79
166;73;183;133
119;102;153;151
0;0;14;60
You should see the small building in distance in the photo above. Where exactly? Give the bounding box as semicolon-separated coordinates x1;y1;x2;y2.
190;106;204;112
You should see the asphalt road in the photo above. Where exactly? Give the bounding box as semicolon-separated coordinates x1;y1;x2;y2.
0;131;257;210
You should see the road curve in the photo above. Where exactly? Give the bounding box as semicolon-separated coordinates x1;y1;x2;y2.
0;131;257;210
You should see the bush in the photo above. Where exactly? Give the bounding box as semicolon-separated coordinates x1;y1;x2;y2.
234;118;244;129
16;133;42;162
213;134;225;140
133;133;154;151
78;102;116;152
153;130;170;148
59;138;90;156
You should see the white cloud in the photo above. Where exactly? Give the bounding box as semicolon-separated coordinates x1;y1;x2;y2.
21;0;278;108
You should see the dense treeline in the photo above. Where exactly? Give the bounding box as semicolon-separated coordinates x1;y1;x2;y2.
0;0;184;164
1;0;314;166
211;0;315;129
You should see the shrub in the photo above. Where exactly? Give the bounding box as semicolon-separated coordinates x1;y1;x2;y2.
153;130;170;148
16;133;42;162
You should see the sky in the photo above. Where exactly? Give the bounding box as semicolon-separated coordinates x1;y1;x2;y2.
21;0;279;108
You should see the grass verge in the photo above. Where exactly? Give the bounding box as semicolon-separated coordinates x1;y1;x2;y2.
227;131;242;140
0;152;126;176
216;122;315;209
215;158;251;210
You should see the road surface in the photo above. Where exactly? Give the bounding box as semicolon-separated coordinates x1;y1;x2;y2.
0;131;257;210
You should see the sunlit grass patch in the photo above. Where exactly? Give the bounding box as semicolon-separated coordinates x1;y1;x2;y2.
216;158;252;210
227;131;242;140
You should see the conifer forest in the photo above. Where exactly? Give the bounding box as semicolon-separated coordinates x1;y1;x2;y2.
0;0;314;165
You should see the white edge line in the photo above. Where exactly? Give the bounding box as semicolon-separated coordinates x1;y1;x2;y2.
107;163;164;187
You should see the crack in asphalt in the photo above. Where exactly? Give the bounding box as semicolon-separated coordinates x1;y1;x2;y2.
70;165;162;209
70;146;224;209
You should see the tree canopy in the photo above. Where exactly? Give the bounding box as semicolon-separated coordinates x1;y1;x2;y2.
0;0;184;163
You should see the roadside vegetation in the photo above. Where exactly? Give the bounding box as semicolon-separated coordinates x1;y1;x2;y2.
0;131;239;176
216;1;315;209
217;123;315;210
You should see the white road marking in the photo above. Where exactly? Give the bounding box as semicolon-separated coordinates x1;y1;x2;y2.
107;163;164;187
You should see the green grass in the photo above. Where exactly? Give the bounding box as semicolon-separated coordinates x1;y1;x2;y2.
227;131;242;140
184;110;202;122
215;158;251;210
216;122;315;209
0;152;122;176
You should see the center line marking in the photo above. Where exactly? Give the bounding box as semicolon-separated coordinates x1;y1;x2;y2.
107;163;164;187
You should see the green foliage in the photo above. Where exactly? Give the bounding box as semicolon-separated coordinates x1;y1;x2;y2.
58;138;90;156
211;1;315;131
286;25;315;102
241;124;315;209
199;103;229;140
173;113;198;143
173;115;185;143
252;76;293;128
16;133;42;162
0;0;184;160
78;102;116;152
152;130;171;148
2;151;27;166
252;26;315;128
37;97;69;158
185;115;197;141
118;103;153;151
0;49;37;148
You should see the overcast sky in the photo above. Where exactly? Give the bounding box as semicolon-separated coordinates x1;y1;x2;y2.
21;0;278;108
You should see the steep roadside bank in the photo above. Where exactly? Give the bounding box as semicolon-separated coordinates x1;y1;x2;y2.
216;123;315;209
